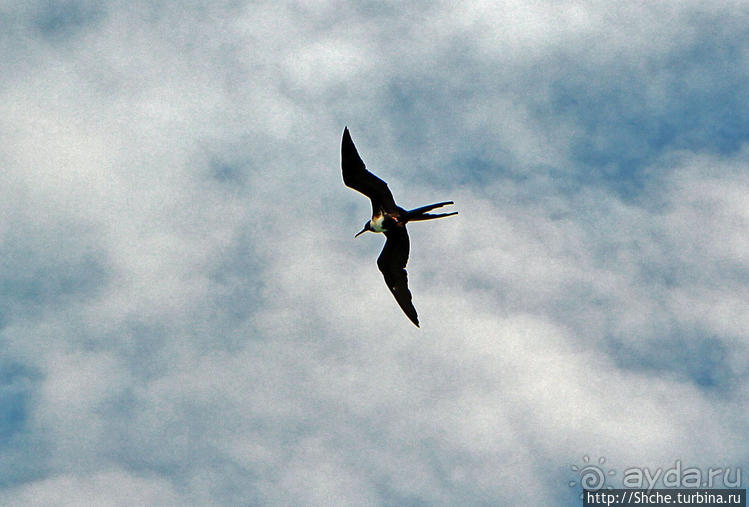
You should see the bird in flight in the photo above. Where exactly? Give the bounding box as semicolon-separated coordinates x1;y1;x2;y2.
341;127;457;327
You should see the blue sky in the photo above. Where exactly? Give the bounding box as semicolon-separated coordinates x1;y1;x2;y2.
1;0;748;505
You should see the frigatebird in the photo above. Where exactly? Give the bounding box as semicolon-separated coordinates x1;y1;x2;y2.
341;127;457;327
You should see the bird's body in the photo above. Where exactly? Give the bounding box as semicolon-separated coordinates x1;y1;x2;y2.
341;127;457;327
369;213;389;233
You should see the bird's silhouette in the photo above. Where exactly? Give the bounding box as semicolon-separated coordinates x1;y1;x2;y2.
341;127;457;327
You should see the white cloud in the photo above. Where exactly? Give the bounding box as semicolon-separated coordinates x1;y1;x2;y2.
1;1;747;504
1;470;181;507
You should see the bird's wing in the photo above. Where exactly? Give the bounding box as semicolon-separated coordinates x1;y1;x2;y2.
341;127;397;214
377;227;419;327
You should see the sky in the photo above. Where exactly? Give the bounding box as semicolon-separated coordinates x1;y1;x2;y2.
1;0;748;505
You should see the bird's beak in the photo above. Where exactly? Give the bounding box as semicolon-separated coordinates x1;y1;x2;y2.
354;227;367;238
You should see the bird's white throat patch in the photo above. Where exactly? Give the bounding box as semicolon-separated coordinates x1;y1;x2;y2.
370;214;387;233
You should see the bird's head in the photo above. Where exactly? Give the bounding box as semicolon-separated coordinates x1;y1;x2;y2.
354;222;371;238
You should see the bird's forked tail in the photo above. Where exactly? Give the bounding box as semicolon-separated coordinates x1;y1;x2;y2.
404;201;457;222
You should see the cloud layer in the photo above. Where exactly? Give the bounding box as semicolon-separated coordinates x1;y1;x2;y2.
1;1;747;504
